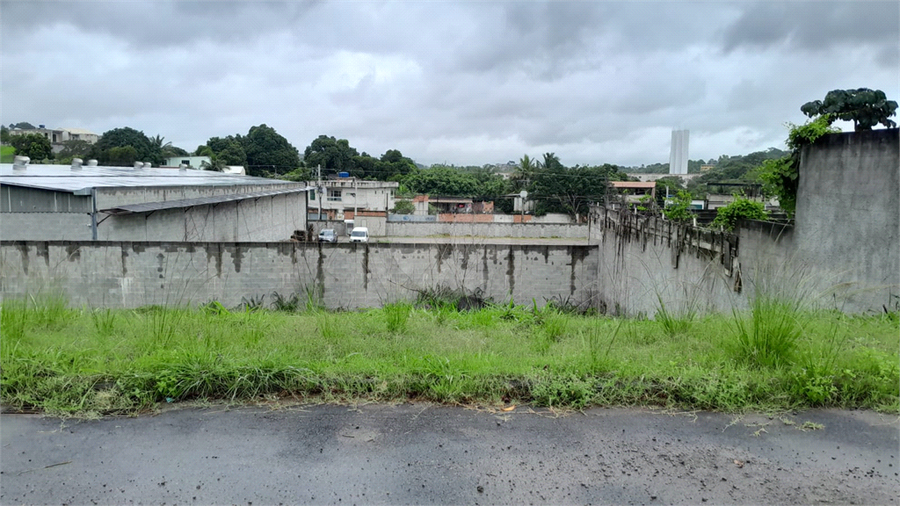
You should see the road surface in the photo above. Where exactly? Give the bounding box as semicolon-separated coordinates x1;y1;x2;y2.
1;404;897;505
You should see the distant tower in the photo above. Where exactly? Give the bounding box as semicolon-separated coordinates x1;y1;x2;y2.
669;129;689;175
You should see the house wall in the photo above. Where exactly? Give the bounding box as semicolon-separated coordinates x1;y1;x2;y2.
795;129;899;312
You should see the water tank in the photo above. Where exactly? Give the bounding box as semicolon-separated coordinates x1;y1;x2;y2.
338;172;350;178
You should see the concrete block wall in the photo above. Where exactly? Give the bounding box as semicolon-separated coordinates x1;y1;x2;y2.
589;209;740;316
0;241;600;310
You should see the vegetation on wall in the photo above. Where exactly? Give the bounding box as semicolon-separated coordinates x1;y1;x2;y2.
758;116;841;217
712;196;768;230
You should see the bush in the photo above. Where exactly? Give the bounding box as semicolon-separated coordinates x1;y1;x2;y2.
712;196;767;231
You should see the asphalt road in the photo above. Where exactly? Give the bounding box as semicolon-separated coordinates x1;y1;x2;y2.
1;404;897;505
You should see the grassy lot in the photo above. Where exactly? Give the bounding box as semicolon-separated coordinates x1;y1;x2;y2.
1;145;15;163
1;292;897;417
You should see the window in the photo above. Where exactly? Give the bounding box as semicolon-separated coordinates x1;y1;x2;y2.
327;190;342;202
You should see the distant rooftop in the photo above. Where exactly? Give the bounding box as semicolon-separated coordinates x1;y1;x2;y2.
0;163;301;195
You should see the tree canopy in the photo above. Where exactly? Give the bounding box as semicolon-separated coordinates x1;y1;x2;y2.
303;135;360;175
801;88;898;131
9;133;52;161
89;127;162;166
198;125;300;177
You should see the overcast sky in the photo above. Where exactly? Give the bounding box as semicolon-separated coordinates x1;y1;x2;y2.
2;1;898;168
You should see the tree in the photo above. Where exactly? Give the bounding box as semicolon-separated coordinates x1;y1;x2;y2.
242;124;300;176
9;133;52;161
801;88;898;131
10;122;36;130
529;160;617;218
55;139;93;163
303;135;359;175
0;125;9;143
200;157;226;172
392;199;415;214
662;190;694;222
89;127;160;166
402;167;482;197
374;149;417;180
107;145;139;166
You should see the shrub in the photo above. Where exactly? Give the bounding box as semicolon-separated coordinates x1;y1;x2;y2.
712;196;767;231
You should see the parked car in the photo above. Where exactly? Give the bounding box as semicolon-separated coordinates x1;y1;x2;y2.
349;227;369;243
318;229;337;243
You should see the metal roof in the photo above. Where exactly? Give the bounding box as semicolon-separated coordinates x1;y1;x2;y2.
0;163;303;195
609;181;657;189
100;187;314;215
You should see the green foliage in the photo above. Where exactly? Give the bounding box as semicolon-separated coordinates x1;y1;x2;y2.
757;116;841;217
732;295;802;368
530;161;624;218
9;133;53;161
712;196;767;230
383;302;412;333
403;166;483;197
89;127;161;166
55;139;93;163
662;190;693;222
0;145;15;163
243;124;301;176
303;135;360;175
0;125;9;143
391;199;415;214
801;88;898;131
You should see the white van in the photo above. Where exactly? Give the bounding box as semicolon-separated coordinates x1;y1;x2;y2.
349;227;369;243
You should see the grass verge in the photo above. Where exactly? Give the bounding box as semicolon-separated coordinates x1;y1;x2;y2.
1;294;897;417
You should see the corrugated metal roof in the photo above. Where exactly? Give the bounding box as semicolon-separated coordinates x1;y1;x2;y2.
0;163;302;195
610;181;657;189
100;187;315;215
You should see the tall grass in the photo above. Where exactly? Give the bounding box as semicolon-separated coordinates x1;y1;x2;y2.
1;294;896;417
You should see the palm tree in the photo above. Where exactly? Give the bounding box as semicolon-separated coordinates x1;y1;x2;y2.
200;156;225;172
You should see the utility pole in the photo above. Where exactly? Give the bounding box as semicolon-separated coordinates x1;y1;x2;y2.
317;164;322;222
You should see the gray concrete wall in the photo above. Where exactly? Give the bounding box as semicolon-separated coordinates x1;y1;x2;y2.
0;241;599;310
589;208;742;316
795;129;899;312
99;192;306;242
385;222;589;239
1;213;94;241
1;192;306;243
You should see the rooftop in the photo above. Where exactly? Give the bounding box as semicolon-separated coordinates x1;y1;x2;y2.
610;181;657;189
0;163;303;195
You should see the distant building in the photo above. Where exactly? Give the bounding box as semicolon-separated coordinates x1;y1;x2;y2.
1;158;309;241
8;126;99;151
307;176;399;220
608;181;657;210
162;156;211;169
669;129;689;175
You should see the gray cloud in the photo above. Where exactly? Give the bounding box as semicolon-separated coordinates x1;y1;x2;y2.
1;1;898;167
721;1;899;56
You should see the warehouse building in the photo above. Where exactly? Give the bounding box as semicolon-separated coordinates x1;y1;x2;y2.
1;158;310;242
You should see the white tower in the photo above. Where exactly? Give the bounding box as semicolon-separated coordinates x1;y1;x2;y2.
669;129;689;175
